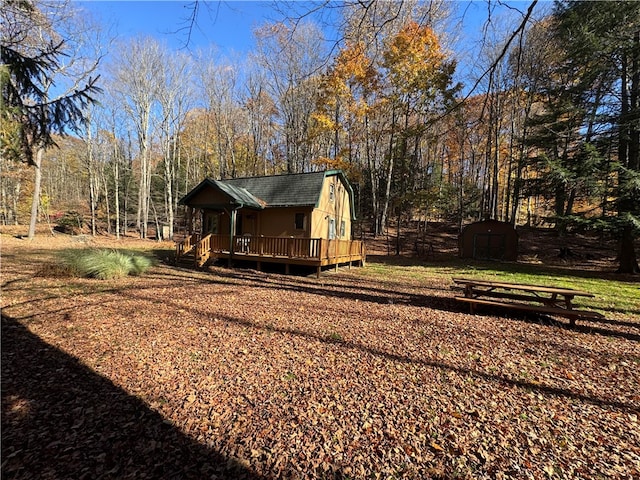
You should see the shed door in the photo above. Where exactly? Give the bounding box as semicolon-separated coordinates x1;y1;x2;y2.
473;233;505;260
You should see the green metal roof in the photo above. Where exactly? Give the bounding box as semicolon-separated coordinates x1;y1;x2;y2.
178;170;356;218
224;171;326;207
177;178;264;209
213;180;264;209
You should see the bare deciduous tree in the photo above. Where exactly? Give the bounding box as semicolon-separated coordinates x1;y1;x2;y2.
254;21;326;173
111;37;165;239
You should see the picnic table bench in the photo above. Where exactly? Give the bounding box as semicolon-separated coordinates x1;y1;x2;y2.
452;277;604;326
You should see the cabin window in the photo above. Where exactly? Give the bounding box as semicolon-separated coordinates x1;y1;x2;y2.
294;213;305;230
329;183;335;202
328;217;336;239
340;220;346;238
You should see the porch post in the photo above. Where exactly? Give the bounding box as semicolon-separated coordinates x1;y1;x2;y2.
229;209;236;267
186;207;193;235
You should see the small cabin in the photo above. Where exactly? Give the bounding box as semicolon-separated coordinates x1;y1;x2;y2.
175;170;365;275
459;220;518;261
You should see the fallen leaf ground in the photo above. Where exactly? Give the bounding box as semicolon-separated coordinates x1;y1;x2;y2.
2;232;639;479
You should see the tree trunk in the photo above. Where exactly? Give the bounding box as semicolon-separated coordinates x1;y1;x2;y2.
380;109;397;235
617;227;639;274
27;147;44;240
617;31;639;273
365;114;379;236
114;149;120;240
86;124;97;236
102;166;111;235
12;180;21;225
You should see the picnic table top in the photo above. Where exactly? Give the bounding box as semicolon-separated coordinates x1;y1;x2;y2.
452;277;595;297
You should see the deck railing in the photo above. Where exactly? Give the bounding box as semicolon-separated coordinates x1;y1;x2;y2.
235;235;322;258
195;234;212;267
319;237;365;259
175;233;199;259
177;234;365;266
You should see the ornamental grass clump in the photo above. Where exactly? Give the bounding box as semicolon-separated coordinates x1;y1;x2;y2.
127;251;153;275
59;249;152;279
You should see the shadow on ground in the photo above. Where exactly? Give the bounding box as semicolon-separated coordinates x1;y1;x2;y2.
1;315;263;480
153;260;640;343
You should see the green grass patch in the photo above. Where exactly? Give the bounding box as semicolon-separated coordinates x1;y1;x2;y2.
327;331;344;342
362;258;640;317
58;249;153;280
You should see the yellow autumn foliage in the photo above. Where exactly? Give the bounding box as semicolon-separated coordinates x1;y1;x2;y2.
383;21;446;92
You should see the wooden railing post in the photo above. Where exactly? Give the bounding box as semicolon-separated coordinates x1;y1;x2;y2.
195;234;212;267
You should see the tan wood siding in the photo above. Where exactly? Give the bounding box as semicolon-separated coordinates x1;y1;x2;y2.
311;175;352;240
257;207;313;237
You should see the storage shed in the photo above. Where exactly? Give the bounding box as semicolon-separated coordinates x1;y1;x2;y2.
459;220;518;261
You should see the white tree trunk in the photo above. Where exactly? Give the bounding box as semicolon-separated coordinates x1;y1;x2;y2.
27;147;44;240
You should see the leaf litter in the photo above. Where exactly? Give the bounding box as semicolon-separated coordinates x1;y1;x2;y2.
2;236;639;479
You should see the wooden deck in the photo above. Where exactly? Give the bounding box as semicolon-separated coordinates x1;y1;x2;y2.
176;234;366;276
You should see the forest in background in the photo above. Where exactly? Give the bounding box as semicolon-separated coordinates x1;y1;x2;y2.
2;0;639;272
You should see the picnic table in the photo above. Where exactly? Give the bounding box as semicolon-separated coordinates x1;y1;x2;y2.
452;277;604;326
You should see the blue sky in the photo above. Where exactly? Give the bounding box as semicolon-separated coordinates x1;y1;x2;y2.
79;1;296;54
77;0;542;72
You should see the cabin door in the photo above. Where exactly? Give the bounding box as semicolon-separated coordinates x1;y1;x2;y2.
203;211;219;234
243;214;256;236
